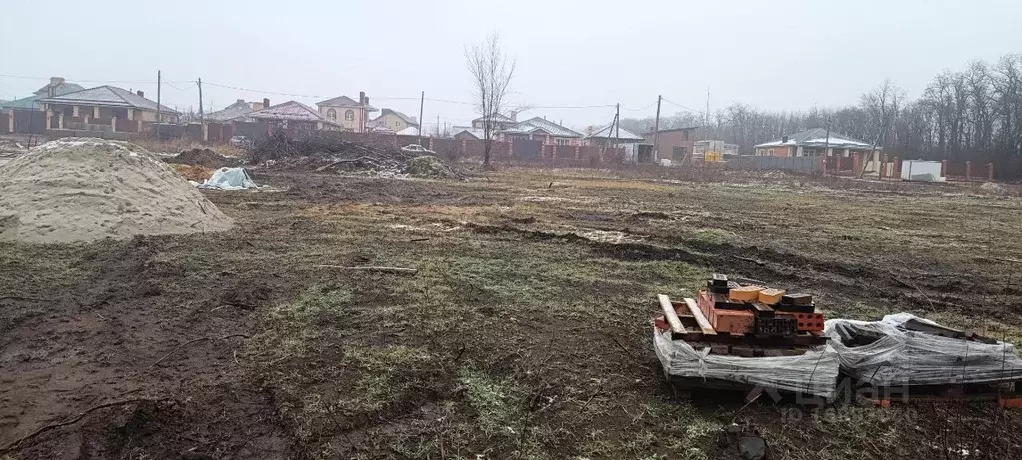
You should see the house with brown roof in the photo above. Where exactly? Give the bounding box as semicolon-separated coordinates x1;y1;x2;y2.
38;85;179;133
248;100;340;131
316;91;377;132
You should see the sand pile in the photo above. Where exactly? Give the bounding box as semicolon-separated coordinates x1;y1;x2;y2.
0;138;234;243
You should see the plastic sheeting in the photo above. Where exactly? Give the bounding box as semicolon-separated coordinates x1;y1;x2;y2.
824;313;1022;386
199;167;257;190
652;328;840;398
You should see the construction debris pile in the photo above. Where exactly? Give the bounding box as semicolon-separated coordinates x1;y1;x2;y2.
654;275;839;398
250;132;464;179
827;313;1022;387
0;138;234;243
655;273;1022;403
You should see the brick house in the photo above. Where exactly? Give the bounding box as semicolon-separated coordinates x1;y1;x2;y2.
248;100;341;131
754;127;877;160
453;116;583;146
38;85;179;133
642;126;701;162
316;92;377;132
497;117;583;146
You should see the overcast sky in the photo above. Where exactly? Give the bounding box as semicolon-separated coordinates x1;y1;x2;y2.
2;0;1020;132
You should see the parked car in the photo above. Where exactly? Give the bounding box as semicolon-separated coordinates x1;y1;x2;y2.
400;144;435;154
230;135;251;147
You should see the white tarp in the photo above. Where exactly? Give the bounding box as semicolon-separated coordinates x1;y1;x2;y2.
199;167;257;190
653;328;840;398
825;313;1022;386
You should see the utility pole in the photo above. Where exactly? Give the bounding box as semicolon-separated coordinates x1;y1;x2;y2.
614;103;620;147
652;95;662;161
823;116;832;176
418;91;425;145
156;70;161;140
436;114;440;137
197;78;204;124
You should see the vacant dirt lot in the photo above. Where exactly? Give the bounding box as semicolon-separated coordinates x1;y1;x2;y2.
2;166;1022;459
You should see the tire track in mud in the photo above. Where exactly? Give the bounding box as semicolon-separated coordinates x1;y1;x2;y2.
461;222;1016;320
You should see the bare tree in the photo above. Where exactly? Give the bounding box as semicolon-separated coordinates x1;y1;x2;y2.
465;33;516;166
859;79;903;177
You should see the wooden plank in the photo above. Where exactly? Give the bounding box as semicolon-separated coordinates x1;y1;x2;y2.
657;294;686;334
684;297;717;335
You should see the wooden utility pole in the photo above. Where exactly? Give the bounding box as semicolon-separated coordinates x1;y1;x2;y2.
614;103;620;147
652;95;662;161
197;78;204;123
822;117;831;175
156;70;161;140
436;114;440;137
418;91;425;145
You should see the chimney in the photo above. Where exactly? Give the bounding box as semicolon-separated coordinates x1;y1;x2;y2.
50;77;65;86
263;98;270;109
359;91;366;104
782;135;789;143
137;90;144;97
510;110;517;121
237;98;245;103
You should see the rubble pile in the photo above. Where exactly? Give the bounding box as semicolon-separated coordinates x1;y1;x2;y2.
0;138;234;243
250;132;463;180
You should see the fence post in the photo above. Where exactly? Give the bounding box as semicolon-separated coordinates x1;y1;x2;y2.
966;161;972;181
111;117;117;133
574;145;580;160
853;152;861;174
893;157;900;179
987;163;993;181
836;155;842;172
941;160;947;178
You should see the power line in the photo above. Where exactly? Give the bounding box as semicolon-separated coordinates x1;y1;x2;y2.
621;100;659;112
662;97;706;114
0;73;191;85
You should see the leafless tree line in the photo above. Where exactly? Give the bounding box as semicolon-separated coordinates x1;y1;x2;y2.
621;53;1022;178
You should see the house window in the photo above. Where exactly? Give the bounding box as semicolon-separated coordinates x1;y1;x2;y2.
326;109;337;120
802;148;815;156
344;110;354;121
556;138;571;146
768;149;775;155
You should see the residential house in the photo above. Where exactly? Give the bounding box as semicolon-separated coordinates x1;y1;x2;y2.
205;99;255;122
642;126;701;162
247;100;340;131
316;91;377;132
754;128;874;157
3;77;85;112
452;127;486;140
369;108;418;132
471;112;516;131
498;117;584;146
584;124;645;161
452;116;582;146
38;85;179;132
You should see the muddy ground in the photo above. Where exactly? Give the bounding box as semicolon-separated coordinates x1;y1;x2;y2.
2;166;1022;459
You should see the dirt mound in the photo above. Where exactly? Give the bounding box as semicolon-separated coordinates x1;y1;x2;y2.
252;132;463;179
0;138;234;243
165;148;229;169
171;164;215;182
